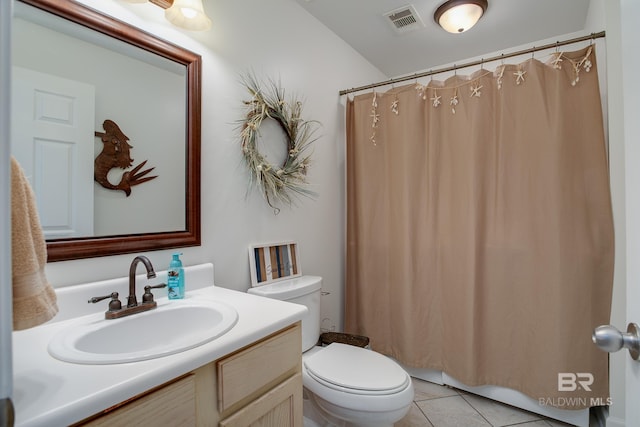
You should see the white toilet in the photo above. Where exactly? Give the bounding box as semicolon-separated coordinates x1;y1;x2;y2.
248;276;414;427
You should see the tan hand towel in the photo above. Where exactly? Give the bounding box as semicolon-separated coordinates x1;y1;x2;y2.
11;156;58;330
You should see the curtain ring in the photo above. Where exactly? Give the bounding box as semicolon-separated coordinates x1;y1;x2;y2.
501;54;505;66
555;41;559;53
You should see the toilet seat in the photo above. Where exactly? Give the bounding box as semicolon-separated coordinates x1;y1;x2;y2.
303;343;410;396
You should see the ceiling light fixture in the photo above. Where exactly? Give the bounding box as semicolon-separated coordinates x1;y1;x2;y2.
165;0;212;31
434;0;488;34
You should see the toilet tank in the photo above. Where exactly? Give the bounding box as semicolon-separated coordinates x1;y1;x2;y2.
247;276;322;352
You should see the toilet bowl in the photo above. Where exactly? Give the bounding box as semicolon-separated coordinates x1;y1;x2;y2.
302;344;414;427
248;275;414;427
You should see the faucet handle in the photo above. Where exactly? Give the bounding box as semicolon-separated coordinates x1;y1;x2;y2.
88;292;122;312
142;284;167;304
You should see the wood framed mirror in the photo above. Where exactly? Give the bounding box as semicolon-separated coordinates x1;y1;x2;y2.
14;0;201;262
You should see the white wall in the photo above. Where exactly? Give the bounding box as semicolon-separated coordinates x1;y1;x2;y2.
39;0;385;334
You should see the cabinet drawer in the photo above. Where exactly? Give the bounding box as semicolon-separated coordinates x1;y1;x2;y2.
219;373;303;427
217;323;301;415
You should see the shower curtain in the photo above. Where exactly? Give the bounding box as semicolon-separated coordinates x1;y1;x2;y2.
345;46;614;408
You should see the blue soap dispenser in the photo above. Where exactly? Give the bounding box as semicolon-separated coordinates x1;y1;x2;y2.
167;253;185;299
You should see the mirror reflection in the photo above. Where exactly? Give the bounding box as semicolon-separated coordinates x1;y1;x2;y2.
12;2;186;239
11;0;201;261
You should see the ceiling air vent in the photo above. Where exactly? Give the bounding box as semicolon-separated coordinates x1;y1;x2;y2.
383;5;425;34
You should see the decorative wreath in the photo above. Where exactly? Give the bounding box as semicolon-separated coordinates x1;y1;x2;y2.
239;74;319;211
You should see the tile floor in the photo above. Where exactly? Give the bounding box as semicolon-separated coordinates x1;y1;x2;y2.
395;378;596;427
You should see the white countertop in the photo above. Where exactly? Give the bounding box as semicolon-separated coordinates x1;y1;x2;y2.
12;264;306;427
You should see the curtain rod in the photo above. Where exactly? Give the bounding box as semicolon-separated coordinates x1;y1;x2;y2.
339;31;606;96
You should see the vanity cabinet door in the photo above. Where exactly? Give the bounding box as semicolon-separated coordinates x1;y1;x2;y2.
77;374;196;426
219;373;302;427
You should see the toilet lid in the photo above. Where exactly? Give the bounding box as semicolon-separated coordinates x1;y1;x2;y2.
304;343;409;395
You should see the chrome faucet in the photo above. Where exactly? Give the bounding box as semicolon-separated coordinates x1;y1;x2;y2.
88;255;166;319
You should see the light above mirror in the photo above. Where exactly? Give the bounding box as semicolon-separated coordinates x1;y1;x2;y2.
166;0;212;31
124;0;212;31
434;0;488;34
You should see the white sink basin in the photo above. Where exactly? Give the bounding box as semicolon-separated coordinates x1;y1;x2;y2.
48;298;238;364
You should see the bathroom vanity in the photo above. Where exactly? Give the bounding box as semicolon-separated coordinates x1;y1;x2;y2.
78;324;302;426
12;264;306;427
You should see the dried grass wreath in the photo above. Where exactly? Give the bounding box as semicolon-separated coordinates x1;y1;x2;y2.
238;74;319;211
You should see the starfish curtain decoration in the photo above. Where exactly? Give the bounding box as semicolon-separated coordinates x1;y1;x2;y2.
391;96;399;115
431;91;442;108
514;69;526;85
470;83;483;98
370;91;379;145
450;89;459;114
496;66;505;90
551;52;563;69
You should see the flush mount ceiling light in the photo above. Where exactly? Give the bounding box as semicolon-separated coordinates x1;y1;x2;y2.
165;0;212;31
434;0;488;34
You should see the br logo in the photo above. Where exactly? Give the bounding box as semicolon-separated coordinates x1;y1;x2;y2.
558;373;594;392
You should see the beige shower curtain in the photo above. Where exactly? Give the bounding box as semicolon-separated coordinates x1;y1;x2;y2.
345;46;614;408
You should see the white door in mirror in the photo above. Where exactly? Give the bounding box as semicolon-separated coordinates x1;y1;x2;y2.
11;66;95;239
